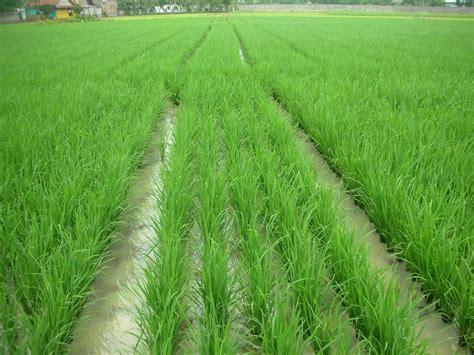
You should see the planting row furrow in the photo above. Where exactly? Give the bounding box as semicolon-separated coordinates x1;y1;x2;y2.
214;21;334;351
0;18;212;353
223;106;307;353
139;104;197;354
194;106;236;353
247;116;355;353
183;23;243;353
250;91;422;353
271;95;462;354
139;20;232;354
70;102;176;354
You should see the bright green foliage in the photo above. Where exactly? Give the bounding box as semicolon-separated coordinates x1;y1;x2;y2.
232;15;473;348
0;18;210;353
1;13;472;354
143;17;426;353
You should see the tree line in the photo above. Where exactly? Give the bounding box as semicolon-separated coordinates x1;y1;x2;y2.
238;0;471;5
117;0;232;14
117;0;471;14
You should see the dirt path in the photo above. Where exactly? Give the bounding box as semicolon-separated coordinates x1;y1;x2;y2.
69;103;176;354
269;97;464;354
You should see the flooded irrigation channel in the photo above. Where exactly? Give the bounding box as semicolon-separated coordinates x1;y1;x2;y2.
67;94;465;353
270;97;466;354
69;103;176;354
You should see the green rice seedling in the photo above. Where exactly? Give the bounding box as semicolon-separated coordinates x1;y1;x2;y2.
173;23;240;353
250;131;354;353
2;12;471;354
223;108;306;353
200;20;363;352
261;91;423;353
195;115;236;353
180;19;312;352
223;115;273;344
139;106;198;354
0;18;212;353
258;287;307;354
232;16;472;349
220;72;421;352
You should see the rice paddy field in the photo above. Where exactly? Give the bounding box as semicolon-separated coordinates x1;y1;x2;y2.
0;12;473;354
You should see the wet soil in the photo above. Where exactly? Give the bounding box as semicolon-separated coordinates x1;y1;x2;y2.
69;103;176;354
271;97;464;354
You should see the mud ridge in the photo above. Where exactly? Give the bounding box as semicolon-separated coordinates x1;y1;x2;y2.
114;27;188;73
69;102;177;354
255;23;311;63
269;96;465;354
181;20;214;67
239;48;245;65
229;23;249;65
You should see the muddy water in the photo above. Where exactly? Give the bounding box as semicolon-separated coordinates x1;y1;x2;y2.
271;98;464;354
69;103;176;354
239;47;246;64
300;136;464;354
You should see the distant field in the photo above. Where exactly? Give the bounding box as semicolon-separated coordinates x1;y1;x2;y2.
0;13;472;354
234;10;474;19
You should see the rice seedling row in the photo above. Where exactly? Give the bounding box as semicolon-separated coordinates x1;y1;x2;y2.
139;20;217;354
70;102;176;354
144;18;429;353
0;18;211;353
249;90;423;354
269;95;461;353
1;13;472;354
231;16;473;349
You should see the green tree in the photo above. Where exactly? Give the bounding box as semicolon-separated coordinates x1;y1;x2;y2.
0;0;23;12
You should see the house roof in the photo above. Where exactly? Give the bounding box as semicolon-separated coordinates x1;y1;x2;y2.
56;0;75;8
26;0;78;8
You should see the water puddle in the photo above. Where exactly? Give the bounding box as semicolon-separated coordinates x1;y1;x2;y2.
230;22;246;66
239;47;246;64
69;102;177;354
270;97;464;354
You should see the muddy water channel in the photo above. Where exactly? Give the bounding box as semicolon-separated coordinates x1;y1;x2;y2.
69;103;176;354
271;98;465;354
